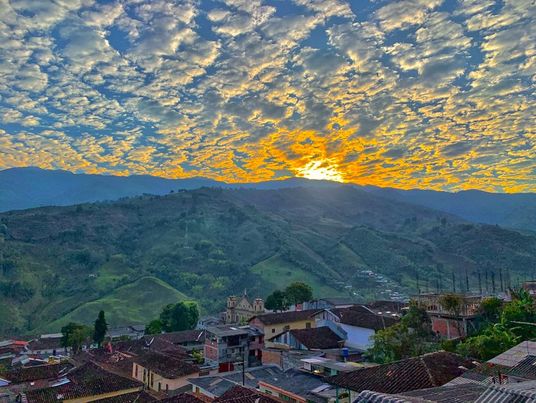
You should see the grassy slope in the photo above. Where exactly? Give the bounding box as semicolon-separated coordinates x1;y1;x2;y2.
251;254;346;297
2;187;536;335
40;276;188;332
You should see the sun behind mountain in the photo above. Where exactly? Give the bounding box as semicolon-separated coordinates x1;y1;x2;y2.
297;159;344;182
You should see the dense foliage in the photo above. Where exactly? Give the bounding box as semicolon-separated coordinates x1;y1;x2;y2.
367;303;439;364
265;282;313;311
2;187;536;334
146;301;199;334
455;289;536;360
61;322;92;353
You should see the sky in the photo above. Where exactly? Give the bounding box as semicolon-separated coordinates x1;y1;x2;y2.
0;0;534;192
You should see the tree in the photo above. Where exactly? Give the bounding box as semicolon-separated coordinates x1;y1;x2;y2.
265;290;288;311
456;323;519;360
479;297;503;323
145;319;163;335
61;322;92;353
284;282;313;305
159;301;199;332
367;302;438;364
93;310;108;347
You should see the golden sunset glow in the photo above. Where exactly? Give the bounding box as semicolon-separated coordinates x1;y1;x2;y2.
0;0;534;192
297;160;344;182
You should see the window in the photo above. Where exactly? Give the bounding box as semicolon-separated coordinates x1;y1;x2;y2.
305;322;311;329
134;365;138;378
283;325;290;331
158;382;161;392
271;328;275;333
166;384;169;392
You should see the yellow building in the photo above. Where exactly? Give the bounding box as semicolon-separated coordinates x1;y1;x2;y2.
132;352;200;393
249;309;319;337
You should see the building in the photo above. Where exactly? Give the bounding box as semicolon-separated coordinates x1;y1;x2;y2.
415;293;483;339
314;305;399;350
146;329;206;352
268;326;344;351
301;297;357;311
326;351;477;402
26;334;71;357
249;309;321;336
226;293;265;324
2;362;74;395
106;325;145;341
188;365;330;402
213;385;281;402
132;351;200;392
24;362;144;402
204;325;264;372
300;357;364;377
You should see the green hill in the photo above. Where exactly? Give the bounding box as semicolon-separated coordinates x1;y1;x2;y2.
1;186;536;335
38;276;188;332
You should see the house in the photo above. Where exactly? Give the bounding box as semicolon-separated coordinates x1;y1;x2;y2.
188;365;330;402
188;365;285;400
132;351;200;393
106;325;145;341
147;329;206;352
204;325;263;372
326;351;477;402
314;305;399;350
213;385;281;402
0;340;28;356
301;297;357;311
26;334;71;357
257;368;331;403
24;362;144;402
249;309;321;336
267;326;343;351
300;357;365;377
225;293;265;324
415;293;482;339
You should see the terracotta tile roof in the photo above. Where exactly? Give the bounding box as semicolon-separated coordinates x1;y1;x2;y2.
213;385;282;402
133;352;199;379
148;330;205;345
93;390;157;402
326;351;477;394
160;393;204;402
25;362;143;403
270;327;343;349
332;306;399;330
27;338;64;351
4;363;73;383
250;309;321;325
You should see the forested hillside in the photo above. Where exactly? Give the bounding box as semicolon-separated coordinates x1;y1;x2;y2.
1;186;536;335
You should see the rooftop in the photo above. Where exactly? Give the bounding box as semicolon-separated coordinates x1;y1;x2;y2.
250;309;321;325
205;325;260;337
270;327;343;350
488;340;536;368
148;329;206;345
213;385;282;402
326;351;477;394
4;363;73;384
25;362;143;403
332;306;399;330
133;351;199;379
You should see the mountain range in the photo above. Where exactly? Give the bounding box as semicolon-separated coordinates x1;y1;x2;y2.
1;171;536;335
1;167;536;232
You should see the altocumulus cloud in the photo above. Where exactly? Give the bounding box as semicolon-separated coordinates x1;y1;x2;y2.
0;0;534;192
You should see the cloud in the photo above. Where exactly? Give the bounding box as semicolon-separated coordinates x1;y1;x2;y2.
0;0;533;192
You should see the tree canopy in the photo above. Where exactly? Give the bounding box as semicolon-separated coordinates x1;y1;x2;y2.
61;322;92;353
265;282;313;311
146;301;199;333
93;310;108;347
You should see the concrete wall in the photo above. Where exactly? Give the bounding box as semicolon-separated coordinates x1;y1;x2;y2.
339;324;375;350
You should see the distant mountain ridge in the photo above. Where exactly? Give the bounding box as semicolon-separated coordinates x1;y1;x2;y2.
1;167;535;231
2;185;536;335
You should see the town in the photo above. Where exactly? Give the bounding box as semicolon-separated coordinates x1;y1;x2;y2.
3;281;536;403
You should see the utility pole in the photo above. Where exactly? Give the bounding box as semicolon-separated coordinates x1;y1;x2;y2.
478;270;482;295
